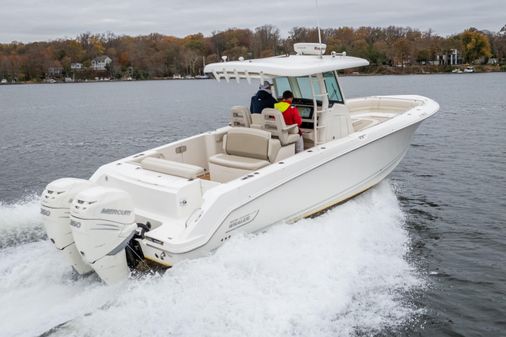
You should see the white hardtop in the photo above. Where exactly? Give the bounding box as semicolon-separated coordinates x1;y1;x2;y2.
204;54;369;80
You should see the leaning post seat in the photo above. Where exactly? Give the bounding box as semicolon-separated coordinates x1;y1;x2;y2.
261;108;300;146
208;128;281;183
250;114;264;129
230;106;252;128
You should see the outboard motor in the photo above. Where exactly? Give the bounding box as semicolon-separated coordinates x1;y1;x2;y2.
41;178;94;274
70;186;137;285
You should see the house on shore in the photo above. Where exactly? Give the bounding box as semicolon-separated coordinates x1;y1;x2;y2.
433;49;462;66
91;56;112;71
48;66;64;77
71;63;83;71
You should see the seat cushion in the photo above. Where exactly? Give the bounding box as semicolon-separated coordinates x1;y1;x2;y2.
285;133;300;144
209;153;270;170
225;128;271;160
141;157;205;179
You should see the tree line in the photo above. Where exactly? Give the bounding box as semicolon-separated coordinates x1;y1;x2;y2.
1;25;505;82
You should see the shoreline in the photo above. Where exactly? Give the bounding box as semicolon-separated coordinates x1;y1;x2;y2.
1;66;504;85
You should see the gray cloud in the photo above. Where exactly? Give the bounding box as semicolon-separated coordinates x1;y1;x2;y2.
0;0;504;42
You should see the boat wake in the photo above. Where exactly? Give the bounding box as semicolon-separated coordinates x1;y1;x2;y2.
0;195;46;249
0;181;424;337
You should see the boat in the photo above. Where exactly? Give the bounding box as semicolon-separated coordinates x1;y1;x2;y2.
463;66;475;73
40;43;439;284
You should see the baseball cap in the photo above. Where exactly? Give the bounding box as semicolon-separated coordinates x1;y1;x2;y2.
259;81;272;90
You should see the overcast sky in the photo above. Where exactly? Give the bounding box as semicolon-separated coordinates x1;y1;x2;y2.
1;0;505;43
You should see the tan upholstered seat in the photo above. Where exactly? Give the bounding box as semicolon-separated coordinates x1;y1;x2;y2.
208;154;269;170
261;108;300;146
250;113;264;129
141;157;205;179
230;106;252;128
208;127;281;182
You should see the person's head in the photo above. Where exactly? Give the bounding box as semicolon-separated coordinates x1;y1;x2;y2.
259;81;272;91
282;90;294;102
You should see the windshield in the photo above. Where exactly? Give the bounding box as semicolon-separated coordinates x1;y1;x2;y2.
323;72;343;103
295;76;321;100
274;77;290;97
273;72;343;104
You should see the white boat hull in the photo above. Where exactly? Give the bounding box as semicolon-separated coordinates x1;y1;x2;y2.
41;93;438;284
139;121;420;265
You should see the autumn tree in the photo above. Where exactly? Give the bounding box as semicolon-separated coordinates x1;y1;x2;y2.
491;34;506;62
393;39;412;68
460;28;492;63
184;33;206;54
252;25;280;57
164;42;183;76
289;27;320;44
0;25;503;82
78;32;105;58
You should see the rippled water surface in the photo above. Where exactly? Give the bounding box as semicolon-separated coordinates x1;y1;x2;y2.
0;73;505;337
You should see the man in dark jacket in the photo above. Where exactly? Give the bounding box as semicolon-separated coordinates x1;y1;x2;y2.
250;81;277;113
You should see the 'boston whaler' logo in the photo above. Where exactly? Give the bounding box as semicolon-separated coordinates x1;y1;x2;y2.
228;210;259;231
100;208;132;216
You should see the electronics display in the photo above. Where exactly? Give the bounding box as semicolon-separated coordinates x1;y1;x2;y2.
298;106;313;119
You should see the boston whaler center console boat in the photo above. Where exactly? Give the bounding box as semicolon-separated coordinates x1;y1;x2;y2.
41;43;439;284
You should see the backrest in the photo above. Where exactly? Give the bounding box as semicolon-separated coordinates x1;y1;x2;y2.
261;108;297;145
261;108;285;137
224;127;271;160
230;106;251;128
250;113;264;129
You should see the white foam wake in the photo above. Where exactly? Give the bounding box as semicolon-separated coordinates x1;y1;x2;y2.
0;182;423;337
0;195;46;248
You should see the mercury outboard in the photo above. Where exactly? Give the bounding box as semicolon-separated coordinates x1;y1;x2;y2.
41;178;94;274
70;186;137;284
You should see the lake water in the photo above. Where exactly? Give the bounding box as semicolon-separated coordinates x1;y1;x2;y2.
0;73;505;337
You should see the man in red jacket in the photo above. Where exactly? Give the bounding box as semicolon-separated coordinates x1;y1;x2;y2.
274;90;304;153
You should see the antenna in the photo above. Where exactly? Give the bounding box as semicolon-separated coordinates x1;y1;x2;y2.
316;0;323;58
